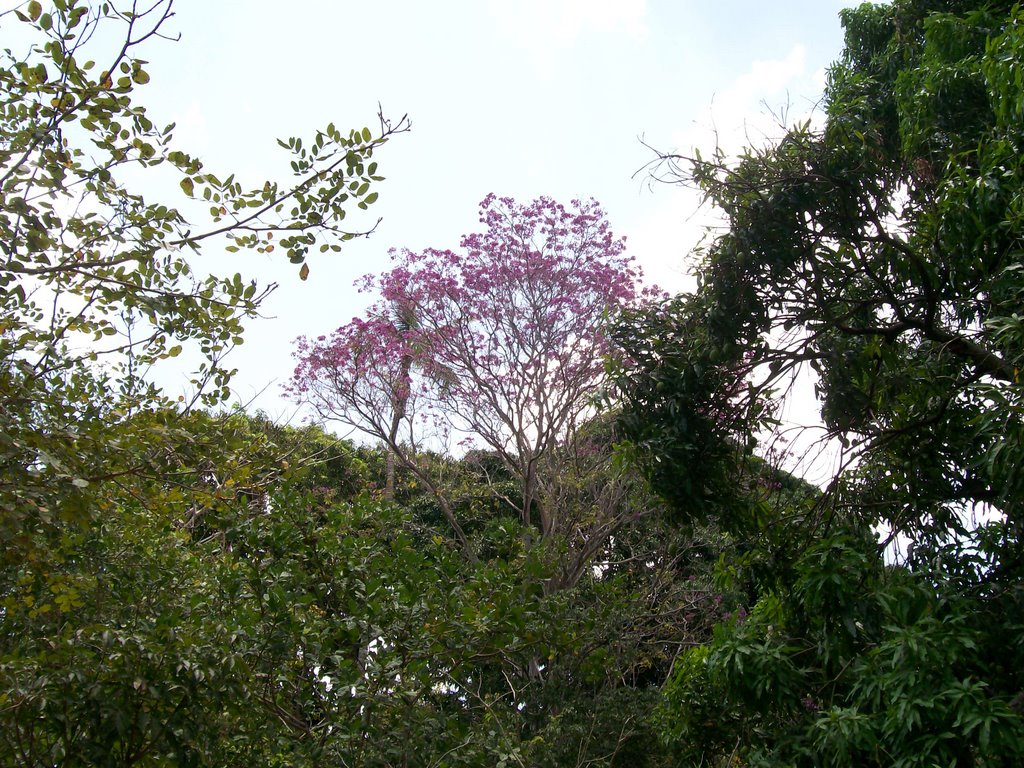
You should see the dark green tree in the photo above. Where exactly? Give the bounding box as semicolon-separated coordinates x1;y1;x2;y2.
616;1;1024;764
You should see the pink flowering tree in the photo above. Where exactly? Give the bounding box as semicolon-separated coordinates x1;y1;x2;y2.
289;194;658;572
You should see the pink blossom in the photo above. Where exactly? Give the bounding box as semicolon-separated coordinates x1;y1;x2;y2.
287;195;659;531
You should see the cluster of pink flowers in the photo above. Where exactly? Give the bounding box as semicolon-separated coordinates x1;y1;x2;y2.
288;194;658;455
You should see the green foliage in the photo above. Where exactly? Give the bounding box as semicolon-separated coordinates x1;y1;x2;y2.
611;295;762;523
661;526;1024;767
620;0;1024;764
1;487;249;765
0;0;404;560
0;3;769;765
1;392;720;766
371;437;727;767
0;2;419;764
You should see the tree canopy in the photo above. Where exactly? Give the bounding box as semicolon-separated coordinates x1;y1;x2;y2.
0;5;697;765
11;0;1024;765
614;0;1024;764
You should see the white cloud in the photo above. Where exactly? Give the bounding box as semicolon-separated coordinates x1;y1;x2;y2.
731;44;808;105
673;44;816;158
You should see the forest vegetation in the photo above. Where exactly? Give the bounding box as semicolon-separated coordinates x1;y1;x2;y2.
2;0;1023;766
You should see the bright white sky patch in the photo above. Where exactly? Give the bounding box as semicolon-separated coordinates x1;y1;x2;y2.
173;100;209;154
488;0;648;47
734;44;808;101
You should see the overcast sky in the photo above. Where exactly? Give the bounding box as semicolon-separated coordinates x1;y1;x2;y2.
124;0;858;422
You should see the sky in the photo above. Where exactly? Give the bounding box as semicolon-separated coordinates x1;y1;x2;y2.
94;0;859;424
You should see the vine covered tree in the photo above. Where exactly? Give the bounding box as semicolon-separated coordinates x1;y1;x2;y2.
616;1;1024;764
